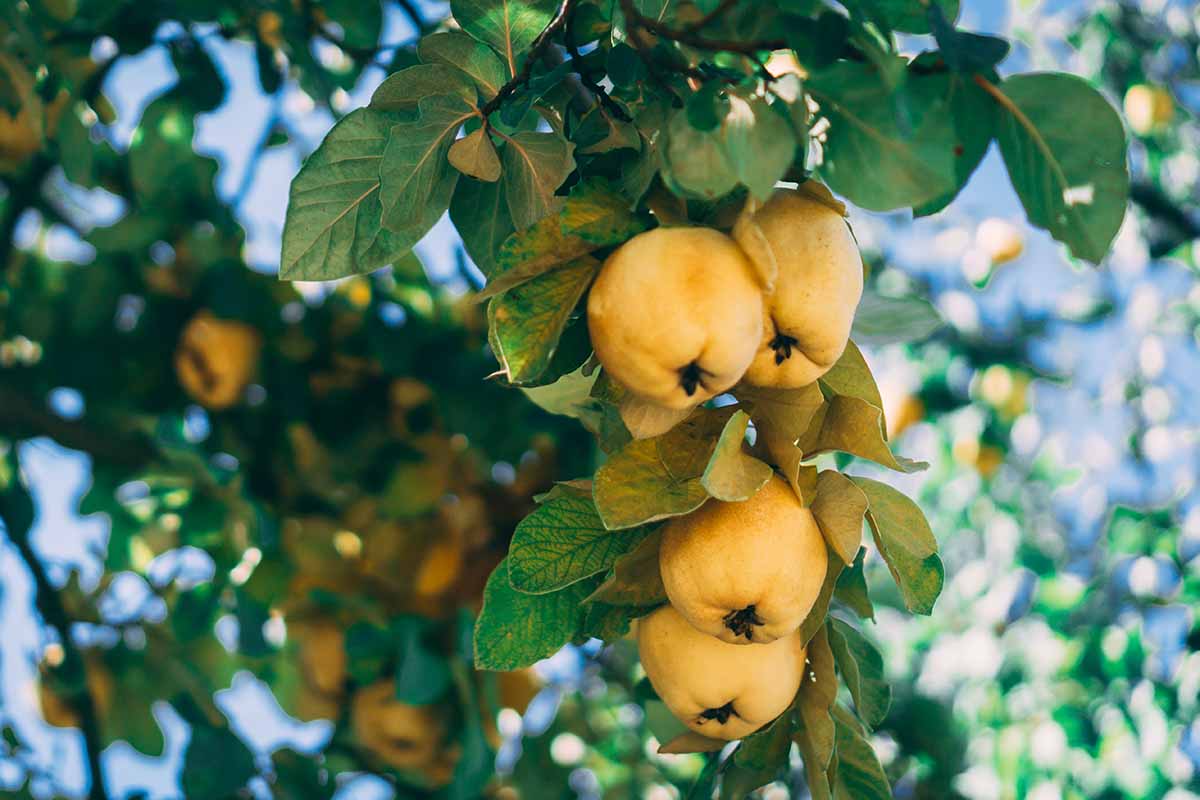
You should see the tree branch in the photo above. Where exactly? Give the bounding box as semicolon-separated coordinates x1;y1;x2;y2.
0;455;109;800
1129;180;1200;257
0;386;157;469
619;0;785;54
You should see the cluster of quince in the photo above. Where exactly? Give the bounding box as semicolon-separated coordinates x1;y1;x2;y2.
588;184;863;741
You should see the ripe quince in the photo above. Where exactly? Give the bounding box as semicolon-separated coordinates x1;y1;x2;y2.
588;226;764;410
734;187;863;388
659;475;827;644
175;311;262;409
637;604;805;740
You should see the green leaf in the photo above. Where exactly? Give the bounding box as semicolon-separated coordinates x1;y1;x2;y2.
500;131;577;230
379;94;477;236
451;175;515;275
508;489;649;593
394;620;453;704
658;731;727;754
849;290;943;346
702;410;773;502
852;478;942;615
418;31;508;101
488;256;597;384
808;60;963;211
827;618;890;729
810;471;868;564
663;108;738;200
182;722;256;798
474;558;595;670
798;395;928;473
990;72;1128;263
561;178;648;245
450;127;503;181
795;623;837;790
722;715;793;798
578;601;654;641
723;95;797;200
585;528;668;606
370;63;478;112
593;407;736;529
833;548;874;621
281;107;409;280
799;546;844;645
830;705;891;800
925;5;1009;72
322;0;383;49
521;365;600;420
912;68;997;216
865;0;959;34
849;476;937;557
450;0;558;77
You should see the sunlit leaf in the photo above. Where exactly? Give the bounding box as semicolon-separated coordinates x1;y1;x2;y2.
990;72;1128;263
507;488;649;593
810;470;868;564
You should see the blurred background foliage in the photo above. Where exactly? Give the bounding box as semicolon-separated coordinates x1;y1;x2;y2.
1;0;1199;799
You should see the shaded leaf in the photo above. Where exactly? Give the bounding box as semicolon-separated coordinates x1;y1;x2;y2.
477;211;593;297
593;407;736;529
577;601;654;641
833;548;874;621
380;94;477;236
501;130;576;230
281;107;408;280
809;60;964;211
799;546;844;645
830;705;891;800
451;0;558;77
418;31;508;101
659;731;727;754
370;63;477;111
796;624;837;780
585;528;667;606
798;396;928;473
827;618;890;730
451;175;515;275
819;341;884;428
723;95;797;200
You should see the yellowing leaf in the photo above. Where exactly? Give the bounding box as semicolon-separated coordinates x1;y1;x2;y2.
809;470;868;564
488;256;598;385
702;410;773;502
593;407;735;529
449;127;502;182
584;528;667;606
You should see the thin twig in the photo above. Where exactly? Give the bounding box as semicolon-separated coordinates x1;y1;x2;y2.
682;0;739;34
564;4;633;122
0;387;157;469
0;460;109;800
479;0;577;121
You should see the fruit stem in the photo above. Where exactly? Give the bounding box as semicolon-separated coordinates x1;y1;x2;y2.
699;701;736;724
723;605;764;640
